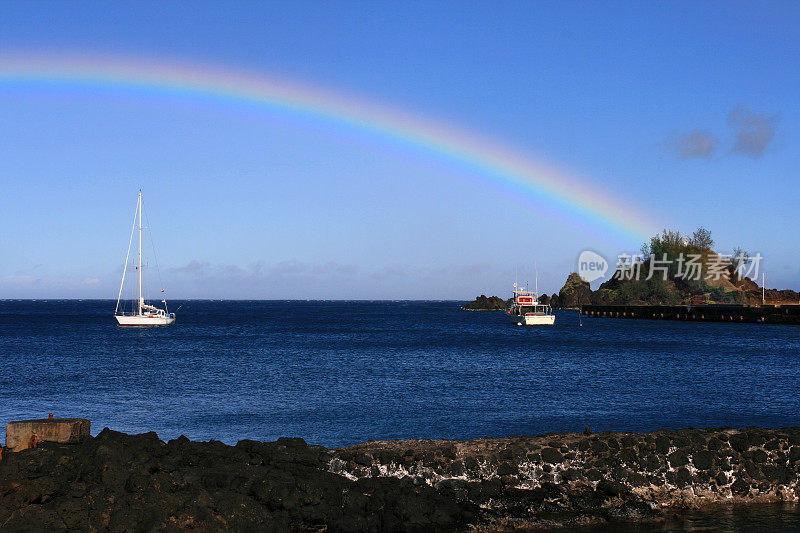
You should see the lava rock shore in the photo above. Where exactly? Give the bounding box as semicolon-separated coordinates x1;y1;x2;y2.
2;426;800;531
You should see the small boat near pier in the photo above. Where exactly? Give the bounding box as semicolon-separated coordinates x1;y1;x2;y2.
506;283;555;326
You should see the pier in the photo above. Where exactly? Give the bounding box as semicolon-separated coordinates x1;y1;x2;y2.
580;304;800;325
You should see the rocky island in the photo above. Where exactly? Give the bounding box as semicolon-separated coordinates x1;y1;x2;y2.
558;227;799;308
461;295;509;311
3;425;800;531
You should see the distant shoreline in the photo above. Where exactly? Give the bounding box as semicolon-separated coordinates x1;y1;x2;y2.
1;298;471;302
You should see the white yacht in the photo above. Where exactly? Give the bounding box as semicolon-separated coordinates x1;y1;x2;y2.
114;190;175;326
506;283;555;326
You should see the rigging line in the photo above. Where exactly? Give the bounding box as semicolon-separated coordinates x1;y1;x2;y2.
142;197;166;293
115;198;138;315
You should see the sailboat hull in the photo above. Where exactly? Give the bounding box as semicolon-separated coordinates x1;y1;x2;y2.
115;315;175;326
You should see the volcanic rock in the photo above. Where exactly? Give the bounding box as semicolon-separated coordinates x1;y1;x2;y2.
2;426;800;530
461;295;509;311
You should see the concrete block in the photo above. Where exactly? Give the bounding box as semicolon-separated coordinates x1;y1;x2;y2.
5;418;90;452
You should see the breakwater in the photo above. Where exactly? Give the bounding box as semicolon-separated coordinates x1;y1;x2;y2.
3;426;800;530
581;304;800;325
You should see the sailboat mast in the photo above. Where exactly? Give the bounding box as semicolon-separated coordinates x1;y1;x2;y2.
138;190;143;315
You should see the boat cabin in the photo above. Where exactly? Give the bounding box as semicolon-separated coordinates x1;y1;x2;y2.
509;290;552;316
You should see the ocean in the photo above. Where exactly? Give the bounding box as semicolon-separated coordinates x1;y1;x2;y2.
2;300;800;448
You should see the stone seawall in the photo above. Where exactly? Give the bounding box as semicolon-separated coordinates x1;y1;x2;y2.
1;426;799;530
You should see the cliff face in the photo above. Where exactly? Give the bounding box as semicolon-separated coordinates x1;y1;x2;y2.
3;426;800;531
556;273;592;308
762;288;800;306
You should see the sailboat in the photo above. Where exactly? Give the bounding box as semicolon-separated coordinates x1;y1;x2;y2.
114;190;175;326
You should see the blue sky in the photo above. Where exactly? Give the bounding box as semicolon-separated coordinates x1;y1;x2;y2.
1;1;798;299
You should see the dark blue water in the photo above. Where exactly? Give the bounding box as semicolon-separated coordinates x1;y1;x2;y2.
2;300;800;448
569;503;800;532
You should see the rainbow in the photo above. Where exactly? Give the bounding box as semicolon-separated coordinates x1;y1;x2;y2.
0;52;657;244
